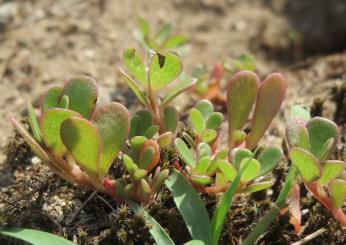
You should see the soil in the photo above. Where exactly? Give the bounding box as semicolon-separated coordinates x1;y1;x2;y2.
0;0;346;244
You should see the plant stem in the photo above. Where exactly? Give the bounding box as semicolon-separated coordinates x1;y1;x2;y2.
243;165;297;245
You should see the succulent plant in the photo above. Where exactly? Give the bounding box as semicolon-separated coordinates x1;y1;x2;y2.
118;49;196;134
286;105;346;228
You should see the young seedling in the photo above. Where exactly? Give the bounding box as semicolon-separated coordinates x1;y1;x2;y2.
118;48;196;133
286;106;346;228
135;17;189;51
227;71;286;149
10;76;167;204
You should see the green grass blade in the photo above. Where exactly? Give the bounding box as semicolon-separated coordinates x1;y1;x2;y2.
129;202;175;245
166;170;211;243
0;228;74;245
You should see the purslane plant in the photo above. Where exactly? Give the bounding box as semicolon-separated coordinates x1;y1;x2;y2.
118;48;196;133
10;76;167;204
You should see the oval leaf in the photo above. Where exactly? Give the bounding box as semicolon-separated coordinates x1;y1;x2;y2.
123;48;147;86
330;179;346;208
240;158;261;182
257;146;283;176
318;160;345;185
190;108;205;135
175;138;195;168
41;86;62;112
164;106;179;132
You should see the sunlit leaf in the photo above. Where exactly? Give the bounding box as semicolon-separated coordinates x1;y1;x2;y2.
218;160;237;182
41;86;62;112
230;148;252;170
175;138;195;168
123;48;147;86
190;175;213;185
330;179;346;208
200;129;217;143
291;105;310;121
240;158;260;182
139;140;160;172
196;156;211;174
318;160;345;185
189;108;205;135
158;132;173;148
242;181;274;193
144;125;160;139
195;100;214;120
206;112;223;130
257;146;282;176
286;121;310;150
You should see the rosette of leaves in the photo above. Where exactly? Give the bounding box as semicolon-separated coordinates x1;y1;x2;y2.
227;71;286;149
10;76;129;194
174;137;282;194
104;135;169;203
188;99;223;145
118;48;196;133
135;17;189;51
286;106;346;228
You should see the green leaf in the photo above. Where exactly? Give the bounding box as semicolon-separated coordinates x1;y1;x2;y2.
227;71;259;148
118;68;149;106
40;109;81;156
130;136;147;152
152;169;169;193
330;179;346;208
129;201;175;245
41;86;62;112
59;95;69;109
247;73;286;150
158;132;173;148
291;105;311;121
289;147;321;183
162;77;197;106
189;108;205;134
200;129;217;143
61;76;98;119
92;102;129;176
0;228;74;245
61;117;101;177
137;17;150;35
197;143;211;159
184;240;205;245
240;158;261;182
163;35;189;49
133;169;148;181
175;138;195;168
206;112;223;130
307;117;338;160
156;23;172;44
318;160;345;185
27;102;42;142
286;121;310;150
149;51;182;91
257;146;282;176
123;48;147;86
217;160;237;182
319;138;335;163
195;100;214;120
123;154;137;175
166;170;210;243
144;125;160;139
196;156;212;174
190;175;213;185
10;117;49;162
138;146;155;170
136;110;154;135
243;181;274;193
230;148;252;170
164;106;179;132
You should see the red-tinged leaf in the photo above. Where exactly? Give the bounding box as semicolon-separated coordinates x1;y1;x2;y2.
287;184;301;234
92;102;129;177
40;109;81;156
60;117;102;177
329;179;346;208
139;140;160;172
318;160;345;185
307;117;338;161
227;71;259;148
61;76;98;118
289;147;321;183
10;116;49;162
246;73;286;150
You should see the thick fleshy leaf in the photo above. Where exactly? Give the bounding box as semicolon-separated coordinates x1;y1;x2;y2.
242;181;274;193
158;132;173;148
218;160;237;182
240;158;261;182
118;68;149;106
175;138;195;168
196;156;211;174
286;121;310;150
40;109;81;156
164;106;178;132
166;170;211;243
133;169;148;181
206;112;223;130
41;86;62;112
184;240;204;245
257;146;283;176
197;142;212;159
189;108;205;134
130;136;147;152
151;169;169;193
144;125;159;139
318;160;345;185
138;146;155;170
10;117;49;162
230;148;252;170
59;95;69;108
163;35;189;49
247;73;286;149
215;172;229;187
307;117;338;160
61;117;101;176
319;138;335;163
162;78;197;106
227;71;259;147
200;129;217;143
139;140;160;172
123;154;137;175
136;110;154;135
329;179;346;208
196;100;214;120
190;175;213;185
291;105;311;121
289;147;321;183
92;102;129;176
149;51;182;91
61;76;98;118
0;228;74;245
27;102;42;142
123;48;147;85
